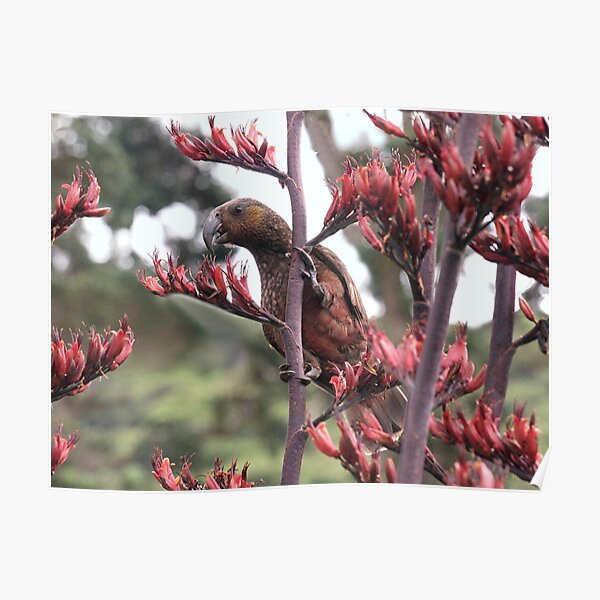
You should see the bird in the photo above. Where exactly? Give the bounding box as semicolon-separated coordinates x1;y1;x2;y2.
202;197;406;434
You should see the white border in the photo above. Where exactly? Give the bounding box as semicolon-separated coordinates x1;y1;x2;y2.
4;2;598;597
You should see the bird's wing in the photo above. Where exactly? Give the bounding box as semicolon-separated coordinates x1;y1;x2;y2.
311;244;369;333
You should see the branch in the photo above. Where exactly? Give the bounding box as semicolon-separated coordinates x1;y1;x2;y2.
397;114;485;484
168;118;288;184
304;111;345;182
280;110;309;486
397;246;464;483
484;263;517;418
419;176;440;305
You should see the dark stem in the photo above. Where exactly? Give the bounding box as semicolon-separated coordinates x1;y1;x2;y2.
396;113;484;484
484;263;517;418
454;113;487;164
407;272;428;324
397;246;464;483
280;111;309;486
419;176;440;304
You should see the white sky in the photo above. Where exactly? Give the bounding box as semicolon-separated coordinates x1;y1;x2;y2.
82;109;550;327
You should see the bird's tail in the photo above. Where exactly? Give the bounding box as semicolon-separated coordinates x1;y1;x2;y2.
346;385;407;437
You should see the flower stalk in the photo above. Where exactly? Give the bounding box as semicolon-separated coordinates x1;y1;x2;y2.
280;110;309;486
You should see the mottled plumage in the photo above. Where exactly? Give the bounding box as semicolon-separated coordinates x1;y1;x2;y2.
202;198;405;432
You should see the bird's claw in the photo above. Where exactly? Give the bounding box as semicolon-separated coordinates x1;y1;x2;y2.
294;247;328;304
279;362;320;385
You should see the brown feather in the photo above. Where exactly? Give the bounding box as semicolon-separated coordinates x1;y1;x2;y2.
206;198;406;433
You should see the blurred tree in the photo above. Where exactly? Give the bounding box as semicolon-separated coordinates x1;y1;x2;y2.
51;115;231;268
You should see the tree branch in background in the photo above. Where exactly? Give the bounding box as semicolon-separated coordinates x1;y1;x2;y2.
280;110;310;486
304;111;345;182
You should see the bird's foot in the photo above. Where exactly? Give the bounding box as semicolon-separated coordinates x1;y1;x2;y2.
279;362;321;385
294;247;330;305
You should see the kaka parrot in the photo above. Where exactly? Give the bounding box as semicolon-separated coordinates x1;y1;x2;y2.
202;197;406;434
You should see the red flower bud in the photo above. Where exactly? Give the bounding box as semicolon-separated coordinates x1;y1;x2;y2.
306;420;341;458
363;109;406;138
519;297;537;323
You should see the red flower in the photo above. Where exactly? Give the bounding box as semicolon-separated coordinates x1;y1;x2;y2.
357;213;384;252
358;411;396;446
321;153;430;289
306;420;341;458
499;115;549;146
51;316;134;402
51;165;110;242
451;453;506;488
169;117;284;182
151;449;183;491
138;252;282;326
436;324;487;403
429;400;542;476
408;115;542;247
519;297;537;323
363;109;406;138
51;424;79;474
151;451;256;491
471;216;549;286
369;322;484;404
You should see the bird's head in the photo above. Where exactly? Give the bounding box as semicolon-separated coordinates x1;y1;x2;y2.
202;198;292;254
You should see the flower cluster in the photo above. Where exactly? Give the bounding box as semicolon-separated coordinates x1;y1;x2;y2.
328;355;396;406
306;418;395;483
363;109;461;150
51;316;134;402
138;252;283;326
449;453;506;488
436;324;488;405
369;323;486;404
51;165;110;242
429;400;542;479
418;118;536;246
500;115;549;147
51;424;80;474
321;154;433;298
307;413;448;484
169;118;285;182
151;450;256;491
471;215;549;286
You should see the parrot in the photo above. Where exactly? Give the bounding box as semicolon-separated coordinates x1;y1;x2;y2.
202;197;406;434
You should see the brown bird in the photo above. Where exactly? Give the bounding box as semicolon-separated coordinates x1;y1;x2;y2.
202;197;406;433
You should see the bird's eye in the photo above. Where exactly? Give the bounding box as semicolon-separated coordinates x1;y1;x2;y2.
234;205;244;215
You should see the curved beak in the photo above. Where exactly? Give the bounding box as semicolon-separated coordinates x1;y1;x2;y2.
202;209;224;253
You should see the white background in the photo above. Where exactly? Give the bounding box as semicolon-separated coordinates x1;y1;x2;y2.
1;1;598;598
